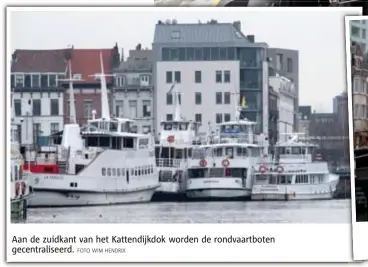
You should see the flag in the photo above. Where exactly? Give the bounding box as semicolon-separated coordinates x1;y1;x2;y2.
241;96;247;107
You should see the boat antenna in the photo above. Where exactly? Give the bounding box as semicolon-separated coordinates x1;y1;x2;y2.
89;53;115;120
58;60;82;124
167;82;181;121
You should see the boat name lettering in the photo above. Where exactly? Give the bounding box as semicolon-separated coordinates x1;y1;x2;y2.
44;175;63;180
203;180;219;183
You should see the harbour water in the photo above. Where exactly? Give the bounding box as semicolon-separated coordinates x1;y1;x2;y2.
21;199;350;224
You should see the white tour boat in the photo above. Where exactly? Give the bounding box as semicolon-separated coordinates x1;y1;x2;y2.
27;54;160;207
185;107;267;200
251;134;340;201
154;82;200;200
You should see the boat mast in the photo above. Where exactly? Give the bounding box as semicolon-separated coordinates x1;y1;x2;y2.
59;60;80;124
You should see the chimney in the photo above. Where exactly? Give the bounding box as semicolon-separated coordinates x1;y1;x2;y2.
233;21;241;31
247;35;255;43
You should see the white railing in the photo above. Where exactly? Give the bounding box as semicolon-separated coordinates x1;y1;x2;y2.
156;158;187;168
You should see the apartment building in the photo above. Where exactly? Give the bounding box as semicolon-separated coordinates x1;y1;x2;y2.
113;46;154;134
267;48;299;131
269;71;297;142
152;19;269;135
351;20;368;53
11;49;67;146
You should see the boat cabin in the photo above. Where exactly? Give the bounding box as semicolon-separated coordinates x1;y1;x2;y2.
157;120;200;145
275;139;317;163
191;144;261;159
253;172;326;185
213;120;258;144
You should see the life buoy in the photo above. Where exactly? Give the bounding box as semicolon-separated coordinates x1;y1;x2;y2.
167;135;175;143
259;165;267;173
222;159;230;168
199;159;207;167
277;166;284;173
21;181;26;195
15;182;20;196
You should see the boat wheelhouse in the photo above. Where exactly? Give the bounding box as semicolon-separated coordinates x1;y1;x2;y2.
251;134;340;201
186;118;266;200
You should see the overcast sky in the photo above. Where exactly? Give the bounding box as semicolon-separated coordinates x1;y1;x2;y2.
9;8;360;112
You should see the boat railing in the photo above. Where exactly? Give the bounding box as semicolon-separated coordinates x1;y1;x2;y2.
199;134;263;145
156;158;187;168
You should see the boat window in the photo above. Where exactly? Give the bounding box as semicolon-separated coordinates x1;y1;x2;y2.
256;175;268;182
225;147;234;158
214;147;222;157
279;175;292;184
101;168;106;176
90;122;98;129
131;168;134;176
301;147;306;154
135;167;138;176
107;168;111;176
109;122;118;132
318;175;324;183
295;174;309;184
188;168;205;178
240;125;247;133
144;166;147;175
138;167;141;176
269;175;277;184
310;175;319;184
180;123;188;130
121;168;125;176
170;122;177;130
292;147;302;154
126;169;129;183
111;137;122;150
112;168;116;176
188;148;192;157
150;165;154;174
164;123;172;130
117;168;121;176
131;126;138;133
139;138;149;149
123;137;135;149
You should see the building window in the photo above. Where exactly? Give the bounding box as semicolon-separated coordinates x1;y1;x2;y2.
195;48;203;61
129;100;137;118
41;74;48;87
287;58;293;72
195;92;202;105
276;53;283;71
73;74;82;80
32;99;41;116
216;92;222;104
50;99;59;116
174;71;181;83
224;92;231;104
14;99;21;116
49;74;57;87
51;123;59;134
84;100;93;119
166;93;173;105
115;76;124;87
58;74;65;86
24;74;31;87
195;113;202;123
142;100;151;118
219;48;227;60
224;113;231;122
171;31;181;39
195;71;201;83
224;71;230;83
115;100;124;117
242;91;262;110
216;113;222;124
166;71;172;83
66;100;76;118
140;75;150;86
216;71;222;83
364;29;367;40
166;114;173;121
15;74;24;87
31;74;40;88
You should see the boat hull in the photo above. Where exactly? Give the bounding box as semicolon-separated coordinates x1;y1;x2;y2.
186;188;251;199
28;187;157;207
251;180;339;201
